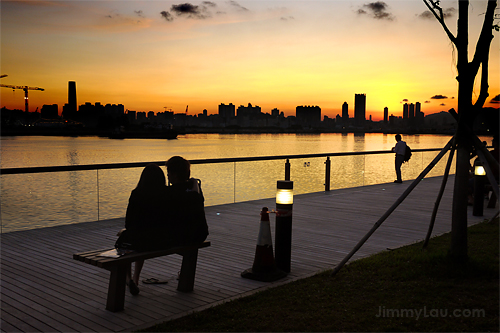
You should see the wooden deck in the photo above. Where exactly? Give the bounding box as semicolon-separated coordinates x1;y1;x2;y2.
1;175;497;332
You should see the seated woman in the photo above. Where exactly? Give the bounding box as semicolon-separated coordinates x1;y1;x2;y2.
117;163;170;295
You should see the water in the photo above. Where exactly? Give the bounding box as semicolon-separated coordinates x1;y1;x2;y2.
1;133;471;233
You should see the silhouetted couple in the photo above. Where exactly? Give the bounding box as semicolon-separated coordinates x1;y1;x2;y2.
116;156;208;295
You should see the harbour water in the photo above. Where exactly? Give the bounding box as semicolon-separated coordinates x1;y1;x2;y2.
1;133;484;233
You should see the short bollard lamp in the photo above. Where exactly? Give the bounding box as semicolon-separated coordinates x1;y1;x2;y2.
475;163;486;176
473;161;486;216
275;180;293;273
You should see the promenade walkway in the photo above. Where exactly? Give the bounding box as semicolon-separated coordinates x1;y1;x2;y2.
1;175;496;332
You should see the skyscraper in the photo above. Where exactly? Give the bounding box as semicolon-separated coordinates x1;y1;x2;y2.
384;107;388;124
409;103;415;119
403;103;408;119
62;81;77;120
68;81;76;113
354;93;366;127
342;101;349;124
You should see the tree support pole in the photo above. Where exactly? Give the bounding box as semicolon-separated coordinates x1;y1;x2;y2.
423;137;456;249
331;138;454;277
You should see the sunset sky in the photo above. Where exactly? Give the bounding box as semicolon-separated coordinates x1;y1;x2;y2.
1;0;499;120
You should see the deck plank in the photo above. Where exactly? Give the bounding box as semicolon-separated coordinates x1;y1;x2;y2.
1;175;496;332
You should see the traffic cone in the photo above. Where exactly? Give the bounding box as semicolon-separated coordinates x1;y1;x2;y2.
241;207;287;282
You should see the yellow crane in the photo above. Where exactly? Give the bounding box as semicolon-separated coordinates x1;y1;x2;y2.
0;84;44;113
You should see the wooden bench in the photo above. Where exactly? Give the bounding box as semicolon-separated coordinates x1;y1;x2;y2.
73;241;210;312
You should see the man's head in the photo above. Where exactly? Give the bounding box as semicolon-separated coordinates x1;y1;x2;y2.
395;134;402;142
166;156;191;184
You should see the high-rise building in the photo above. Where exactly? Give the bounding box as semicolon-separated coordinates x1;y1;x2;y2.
68;81;77;113
409;103;415;119
237;103;261;118
403;103;408;119
218;103;235;119
296;105;321;125
354;93;366;127
415;102;421;115
63;81;77;120
384;107;388;124
342;102;349;123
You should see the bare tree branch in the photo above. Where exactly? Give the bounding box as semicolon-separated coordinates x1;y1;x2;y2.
470;0;497;74
423;0;458;44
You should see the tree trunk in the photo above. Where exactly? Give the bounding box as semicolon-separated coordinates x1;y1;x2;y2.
450;0;473;261
450;127;471;260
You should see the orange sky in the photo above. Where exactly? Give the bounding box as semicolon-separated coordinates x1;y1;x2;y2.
1;0;499;121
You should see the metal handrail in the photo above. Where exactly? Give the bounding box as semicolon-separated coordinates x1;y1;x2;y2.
0;148;444;175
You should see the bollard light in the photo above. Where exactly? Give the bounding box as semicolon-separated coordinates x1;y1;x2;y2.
475;164;486;176
473;161;486;216
276;187;293;205
275;180;293;273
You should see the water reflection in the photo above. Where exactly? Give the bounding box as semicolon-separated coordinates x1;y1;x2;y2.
1;134;466;233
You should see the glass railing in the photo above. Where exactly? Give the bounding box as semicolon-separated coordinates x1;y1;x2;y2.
0;148;453;233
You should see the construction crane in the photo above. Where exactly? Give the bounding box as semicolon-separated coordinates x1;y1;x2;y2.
0;84;45;113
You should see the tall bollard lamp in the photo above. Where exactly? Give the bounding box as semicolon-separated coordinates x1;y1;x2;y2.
275;180;293;273
473;161;486;216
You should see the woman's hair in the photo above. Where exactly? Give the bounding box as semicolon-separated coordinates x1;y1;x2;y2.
136;164;166;191
166;156;191;181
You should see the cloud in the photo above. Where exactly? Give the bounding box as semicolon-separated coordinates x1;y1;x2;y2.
424;101;431;103
357;2;395;21
228;0;249;12
402;99;409;102
202;1;217;7
419;7;456;20
281;16;295;21
491;94;500;104
440;103;446;106
431;94;448;99
160;2;249;22
161;11;174;21
171;3;211;19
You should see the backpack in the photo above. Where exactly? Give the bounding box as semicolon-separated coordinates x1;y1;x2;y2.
403;145;412;163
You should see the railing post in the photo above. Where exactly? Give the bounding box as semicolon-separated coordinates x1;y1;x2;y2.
325;157;331;191
285;159;290;181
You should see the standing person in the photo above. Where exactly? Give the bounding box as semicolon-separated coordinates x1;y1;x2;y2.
392;134;406;183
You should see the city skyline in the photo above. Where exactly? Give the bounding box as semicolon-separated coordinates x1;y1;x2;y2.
1;1;499;121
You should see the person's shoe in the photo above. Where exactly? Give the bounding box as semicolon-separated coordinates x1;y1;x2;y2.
128;280;140;295
394;180;402;183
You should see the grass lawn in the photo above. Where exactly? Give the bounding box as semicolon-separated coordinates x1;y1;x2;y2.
142;218;499;332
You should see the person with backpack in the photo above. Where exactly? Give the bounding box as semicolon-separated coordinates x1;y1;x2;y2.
392;134;407;183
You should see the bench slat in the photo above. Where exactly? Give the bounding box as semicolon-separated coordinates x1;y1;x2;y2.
74;241;210;269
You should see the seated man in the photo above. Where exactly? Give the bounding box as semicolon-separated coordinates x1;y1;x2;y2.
165;156;209;246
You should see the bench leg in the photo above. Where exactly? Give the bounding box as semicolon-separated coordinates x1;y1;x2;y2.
487;191;497;208
106;264;127;312
177;249;199;292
